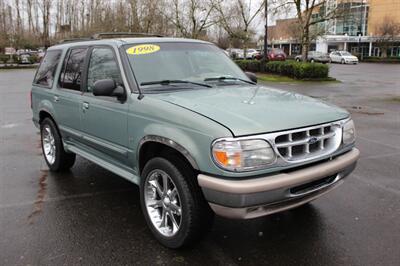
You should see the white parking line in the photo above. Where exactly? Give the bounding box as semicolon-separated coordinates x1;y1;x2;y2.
1;123;20;129
358;135;400;150
352;173;400;196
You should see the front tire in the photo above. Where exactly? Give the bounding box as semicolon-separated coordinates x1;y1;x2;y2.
140;156;213;248
341;59;345;64
40;118;75;171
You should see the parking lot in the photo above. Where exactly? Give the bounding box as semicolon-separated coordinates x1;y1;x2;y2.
1;63;399;265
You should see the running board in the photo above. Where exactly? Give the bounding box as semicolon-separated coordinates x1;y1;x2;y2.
65;143;140;185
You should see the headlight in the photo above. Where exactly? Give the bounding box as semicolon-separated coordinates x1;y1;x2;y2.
343;119;356;145
212;139;275;171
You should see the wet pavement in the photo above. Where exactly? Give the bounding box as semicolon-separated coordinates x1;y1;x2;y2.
1;64;399;265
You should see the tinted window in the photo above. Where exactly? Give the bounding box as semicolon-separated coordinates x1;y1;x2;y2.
87;47;122;92
59;48;88;91
33;50;61;88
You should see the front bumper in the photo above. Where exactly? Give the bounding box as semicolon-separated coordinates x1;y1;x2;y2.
198;148;359;219
345;59;358;64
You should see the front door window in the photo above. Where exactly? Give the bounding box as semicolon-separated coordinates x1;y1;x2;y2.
87;47;123;93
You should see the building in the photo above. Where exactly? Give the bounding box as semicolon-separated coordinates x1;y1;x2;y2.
265;0;400;57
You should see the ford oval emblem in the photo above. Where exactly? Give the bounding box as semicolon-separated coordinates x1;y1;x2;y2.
308;136;319;144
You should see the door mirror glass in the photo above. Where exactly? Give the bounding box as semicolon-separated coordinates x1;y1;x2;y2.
93;79;116;96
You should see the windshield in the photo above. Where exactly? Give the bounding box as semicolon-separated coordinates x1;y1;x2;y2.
341;51;352;56
124;42;249;91
269;48;284;54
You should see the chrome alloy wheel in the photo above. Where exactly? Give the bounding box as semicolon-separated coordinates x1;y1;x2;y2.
144;170;182;237
42;125;56;165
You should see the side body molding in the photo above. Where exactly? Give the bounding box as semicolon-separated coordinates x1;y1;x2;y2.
137;135;199;170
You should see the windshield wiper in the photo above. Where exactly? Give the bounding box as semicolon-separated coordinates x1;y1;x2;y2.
141;80;211;88
204;76;256;85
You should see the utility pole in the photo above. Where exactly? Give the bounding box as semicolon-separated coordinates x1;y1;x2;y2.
262;0;268;72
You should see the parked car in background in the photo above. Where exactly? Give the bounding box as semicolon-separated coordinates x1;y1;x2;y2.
255;48;286;61
295;51;331;63
19;53;32;64
330;51;358;64
245;49;260;59
37;51;46;60
222;49;229;57
227;48;244;59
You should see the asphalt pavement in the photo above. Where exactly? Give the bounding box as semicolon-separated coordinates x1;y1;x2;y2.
1;63;399;265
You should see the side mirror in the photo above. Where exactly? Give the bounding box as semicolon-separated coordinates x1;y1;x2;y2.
93;79;116;96
93;79;126;101
245;72;257;83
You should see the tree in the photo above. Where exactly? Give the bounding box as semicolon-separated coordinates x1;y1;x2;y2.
163;0;216;39
38;0;52;48
0;0;264;51
271;0;342;61
215;0;264;57
375;16;400;58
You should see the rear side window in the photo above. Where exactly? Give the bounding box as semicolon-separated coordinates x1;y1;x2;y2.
59;48;88;91
33;50;62;88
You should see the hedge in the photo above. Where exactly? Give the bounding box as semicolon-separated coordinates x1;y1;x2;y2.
0;54;40;64
0;54;11;64
362;56;400;63
235;60;262;73
235;60;329;80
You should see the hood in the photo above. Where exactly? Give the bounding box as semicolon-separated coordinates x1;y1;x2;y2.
151;85;349;136
343;55;358;59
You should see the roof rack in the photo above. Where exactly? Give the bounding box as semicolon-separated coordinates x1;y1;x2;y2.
92;32;164;39
58;37;95;44
57;32;163;45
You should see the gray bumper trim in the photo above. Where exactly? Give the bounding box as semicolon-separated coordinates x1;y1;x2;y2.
198;148;359;219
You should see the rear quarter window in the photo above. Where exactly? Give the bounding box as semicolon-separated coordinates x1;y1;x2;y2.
33;50;62;88
59;48;88;91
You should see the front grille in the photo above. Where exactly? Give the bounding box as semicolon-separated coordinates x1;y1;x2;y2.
274;123;342;162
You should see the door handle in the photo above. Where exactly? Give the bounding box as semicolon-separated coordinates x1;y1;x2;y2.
82;102;90;110
53;95;59;102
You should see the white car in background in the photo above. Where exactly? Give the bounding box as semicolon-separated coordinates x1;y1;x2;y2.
227;48;244;59
329;51;359;64
245;49;260;59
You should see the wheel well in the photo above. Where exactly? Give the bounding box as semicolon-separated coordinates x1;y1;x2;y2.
39;110;55;124
138;142;196;175
38;111;62;137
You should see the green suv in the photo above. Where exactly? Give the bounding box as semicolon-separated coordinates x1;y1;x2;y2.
31;34;359;248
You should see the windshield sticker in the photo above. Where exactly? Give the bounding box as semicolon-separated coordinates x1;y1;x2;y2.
126;44;160;55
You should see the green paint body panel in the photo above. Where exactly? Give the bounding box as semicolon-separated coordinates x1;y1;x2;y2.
151;86;349;136
31;38;351;182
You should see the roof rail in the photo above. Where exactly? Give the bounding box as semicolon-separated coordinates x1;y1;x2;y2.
92;32;164;39
58;37;95;44
56;32;163;45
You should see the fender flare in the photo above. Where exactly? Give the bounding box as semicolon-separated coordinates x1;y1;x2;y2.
137;135;199;170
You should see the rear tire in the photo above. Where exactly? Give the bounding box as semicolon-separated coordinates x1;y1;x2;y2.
40;118;75;171
140;156;214;248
